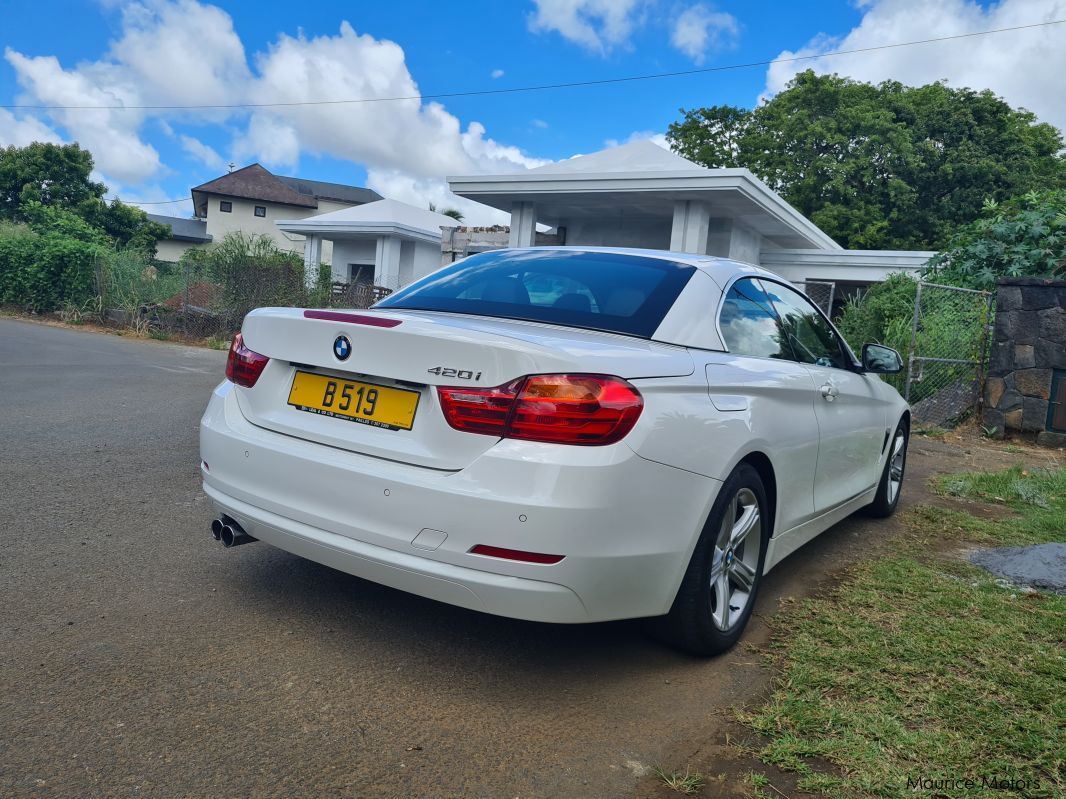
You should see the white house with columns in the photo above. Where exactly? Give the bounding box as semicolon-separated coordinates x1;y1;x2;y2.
276;199;460;290
447;140;933;306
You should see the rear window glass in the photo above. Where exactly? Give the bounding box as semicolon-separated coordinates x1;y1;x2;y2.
375;249;695;338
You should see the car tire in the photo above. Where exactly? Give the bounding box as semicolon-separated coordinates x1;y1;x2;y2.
659;463;769;656
865;419;909;518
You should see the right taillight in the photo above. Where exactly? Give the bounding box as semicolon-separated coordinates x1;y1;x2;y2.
225;332;269;388
438;374;643;446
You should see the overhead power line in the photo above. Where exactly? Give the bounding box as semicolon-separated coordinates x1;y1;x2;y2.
4;19;1063;112
103;196;189;204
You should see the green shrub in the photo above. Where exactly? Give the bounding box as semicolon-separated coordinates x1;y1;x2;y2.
837;273;917;352
837;272;989;403
924;190;1066;289
180;231;329;324
0;221;103;312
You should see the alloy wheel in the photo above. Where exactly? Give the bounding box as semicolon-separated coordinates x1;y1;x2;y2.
887;431;906;505
709;487;762;632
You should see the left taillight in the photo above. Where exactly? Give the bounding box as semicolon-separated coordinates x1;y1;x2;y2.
438;374;643;446
225;332;269;388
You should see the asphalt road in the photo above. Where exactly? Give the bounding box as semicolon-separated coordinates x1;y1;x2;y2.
0;318;919;799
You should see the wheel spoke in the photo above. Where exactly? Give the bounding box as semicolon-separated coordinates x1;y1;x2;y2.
718;496;737;549
710;548;727;579
730;558;756;591
711;571;731;629
730;505;760;548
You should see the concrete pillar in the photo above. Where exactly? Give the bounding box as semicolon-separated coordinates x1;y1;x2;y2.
508;201;537;248
303;234;322;288
727;224;762;265
705;219;763;265
669;201;710;254
376;235;402;290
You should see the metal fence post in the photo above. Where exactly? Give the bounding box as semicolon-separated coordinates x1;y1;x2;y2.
974;291;995;413
905;281;923;403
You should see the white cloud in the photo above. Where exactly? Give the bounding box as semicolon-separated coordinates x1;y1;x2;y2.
670;4;739;63
179;134;225;170
237;23;547;215
4;49;163;183
532;118;549;129
528;0;647;54
491;68;505;79
2;2;547;224
761;0;1066;132
0;109;63;147
107;0;250;107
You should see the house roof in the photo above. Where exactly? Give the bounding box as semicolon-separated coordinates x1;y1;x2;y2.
147;213;212;243
524;139;703;174
189;164;380;217
448;140;841;251
191;164;318;215
277;176;381;206
275;198;460;244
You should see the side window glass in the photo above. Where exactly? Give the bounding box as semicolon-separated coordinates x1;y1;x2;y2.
719;278;793;360
760;281;848;369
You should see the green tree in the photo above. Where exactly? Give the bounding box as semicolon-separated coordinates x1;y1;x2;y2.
0;142;106;218
78;198;171;255
0;142;169;254
924;190;1066;289
666;71;1066;250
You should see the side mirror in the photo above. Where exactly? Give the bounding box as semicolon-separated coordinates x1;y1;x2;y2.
861;343;903;374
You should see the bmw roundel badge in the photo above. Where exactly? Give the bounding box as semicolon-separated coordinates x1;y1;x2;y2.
333;335;352;361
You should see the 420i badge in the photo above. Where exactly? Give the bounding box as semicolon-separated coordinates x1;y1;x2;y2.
427;366;482;380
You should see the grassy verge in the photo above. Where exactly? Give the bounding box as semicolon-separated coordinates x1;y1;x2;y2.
741;467;1066;799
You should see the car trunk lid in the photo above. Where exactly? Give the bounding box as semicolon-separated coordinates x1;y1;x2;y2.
234;307;693;470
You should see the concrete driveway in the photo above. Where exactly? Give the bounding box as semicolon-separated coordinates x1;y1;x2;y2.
1;318;927;798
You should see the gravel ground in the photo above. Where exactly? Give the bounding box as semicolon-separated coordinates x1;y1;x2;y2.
1;317;935;799
972;543;1066;593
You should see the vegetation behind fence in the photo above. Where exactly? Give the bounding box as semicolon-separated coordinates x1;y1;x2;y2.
0;225;384;342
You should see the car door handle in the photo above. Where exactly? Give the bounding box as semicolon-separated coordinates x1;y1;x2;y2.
819;383;839;402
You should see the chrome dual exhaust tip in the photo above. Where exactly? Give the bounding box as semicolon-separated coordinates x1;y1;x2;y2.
211;517;256;548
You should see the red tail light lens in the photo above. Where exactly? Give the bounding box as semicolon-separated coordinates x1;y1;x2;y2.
435;379;523;436
225;332;269;388
438;374;642;446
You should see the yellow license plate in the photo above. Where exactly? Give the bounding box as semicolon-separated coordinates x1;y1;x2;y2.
287;370;419;431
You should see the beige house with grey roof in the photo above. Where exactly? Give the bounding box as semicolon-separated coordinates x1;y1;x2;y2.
152;164;381;263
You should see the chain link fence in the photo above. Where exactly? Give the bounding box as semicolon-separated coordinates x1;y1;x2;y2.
905;281;995;427
802;280;836;316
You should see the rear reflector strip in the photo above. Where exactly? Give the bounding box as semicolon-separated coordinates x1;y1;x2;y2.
303;310;402;327
468;544;564;564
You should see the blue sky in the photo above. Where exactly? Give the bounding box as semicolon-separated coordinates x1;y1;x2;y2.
1;0;1061;223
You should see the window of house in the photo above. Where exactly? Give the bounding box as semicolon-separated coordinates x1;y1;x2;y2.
219;201;232;213
254;205;266;218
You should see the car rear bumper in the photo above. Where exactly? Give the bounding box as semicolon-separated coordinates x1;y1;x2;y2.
200;381;720;623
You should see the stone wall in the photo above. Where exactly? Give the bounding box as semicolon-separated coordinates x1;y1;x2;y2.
983;277;1066;447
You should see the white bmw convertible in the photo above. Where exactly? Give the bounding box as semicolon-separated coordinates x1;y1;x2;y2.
200;247;909;654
